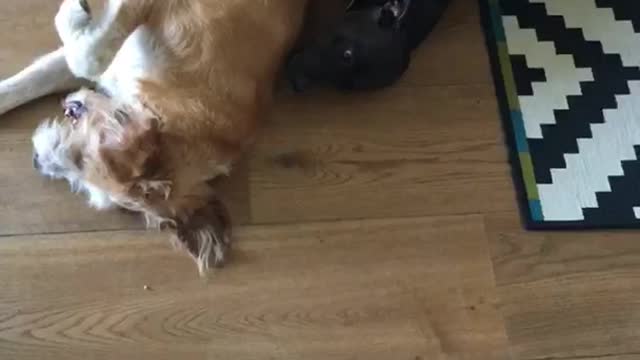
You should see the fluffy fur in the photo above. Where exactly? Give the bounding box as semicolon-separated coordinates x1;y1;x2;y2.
0;0;311;274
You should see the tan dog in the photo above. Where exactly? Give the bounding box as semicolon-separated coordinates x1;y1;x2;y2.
0;0;312;273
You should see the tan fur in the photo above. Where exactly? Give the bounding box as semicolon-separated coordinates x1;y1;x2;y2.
24;0;313;274
102;0;309;272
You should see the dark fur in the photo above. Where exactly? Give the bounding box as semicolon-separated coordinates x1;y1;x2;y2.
287;0;450;91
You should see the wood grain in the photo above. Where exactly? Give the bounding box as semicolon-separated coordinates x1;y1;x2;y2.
399;0;493;88
0;0;59;78
486;212;640;360
0;215;509;360
252;85;515;223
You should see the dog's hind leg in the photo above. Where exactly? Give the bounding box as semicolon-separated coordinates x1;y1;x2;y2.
55;0;148;81
0;48;87;116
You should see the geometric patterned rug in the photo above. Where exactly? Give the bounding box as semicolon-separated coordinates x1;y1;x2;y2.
479;0;640;229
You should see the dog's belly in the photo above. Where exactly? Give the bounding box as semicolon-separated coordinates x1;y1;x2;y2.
98;26;161;106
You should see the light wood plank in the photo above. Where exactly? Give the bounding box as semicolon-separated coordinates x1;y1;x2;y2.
252;85;516;223
487;212;640;360
0;0;59;79
0;215;509;360
399;0;493;87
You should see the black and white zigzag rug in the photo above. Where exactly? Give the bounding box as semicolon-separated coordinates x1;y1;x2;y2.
480;0;640;229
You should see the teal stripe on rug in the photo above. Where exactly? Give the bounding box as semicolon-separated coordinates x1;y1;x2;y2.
529;200;543;221
511;111;529;152
488;0;505;41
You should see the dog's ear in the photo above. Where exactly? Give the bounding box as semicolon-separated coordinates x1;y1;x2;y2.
99;114;162;181
168;197;232;275
98;114;172;203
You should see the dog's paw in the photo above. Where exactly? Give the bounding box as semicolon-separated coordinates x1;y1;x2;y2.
169;198;233;276
55;0;92;42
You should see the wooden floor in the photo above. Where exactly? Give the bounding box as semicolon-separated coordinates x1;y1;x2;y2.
2;1;640;359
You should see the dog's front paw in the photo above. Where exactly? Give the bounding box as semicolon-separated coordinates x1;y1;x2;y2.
170;198;233;275
55;0;92;42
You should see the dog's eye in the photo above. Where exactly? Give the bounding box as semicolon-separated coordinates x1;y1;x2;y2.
342;49;354;64
64;101;86;123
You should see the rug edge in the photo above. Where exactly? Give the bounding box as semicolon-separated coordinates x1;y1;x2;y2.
477;0;544;230
476;0;640;230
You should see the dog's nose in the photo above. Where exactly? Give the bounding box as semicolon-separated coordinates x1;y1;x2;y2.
32;154;40;170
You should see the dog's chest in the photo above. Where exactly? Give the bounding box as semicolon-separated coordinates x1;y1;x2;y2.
98;26;162;105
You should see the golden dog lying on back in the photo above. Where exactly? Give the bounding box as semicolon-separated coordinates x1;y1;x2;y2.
0;0;313;273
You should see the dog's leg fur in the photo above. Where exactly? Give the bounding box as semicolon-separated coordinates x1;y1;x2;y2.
55;0;145;81
0;0;144;116
0;48;86;116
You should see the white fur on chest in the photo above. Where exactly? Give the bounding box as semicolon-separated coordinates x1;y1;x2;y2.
97;26;162;106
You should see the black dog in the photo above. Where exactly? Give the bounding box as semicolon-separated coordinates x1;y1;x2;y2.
287;0;450;91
